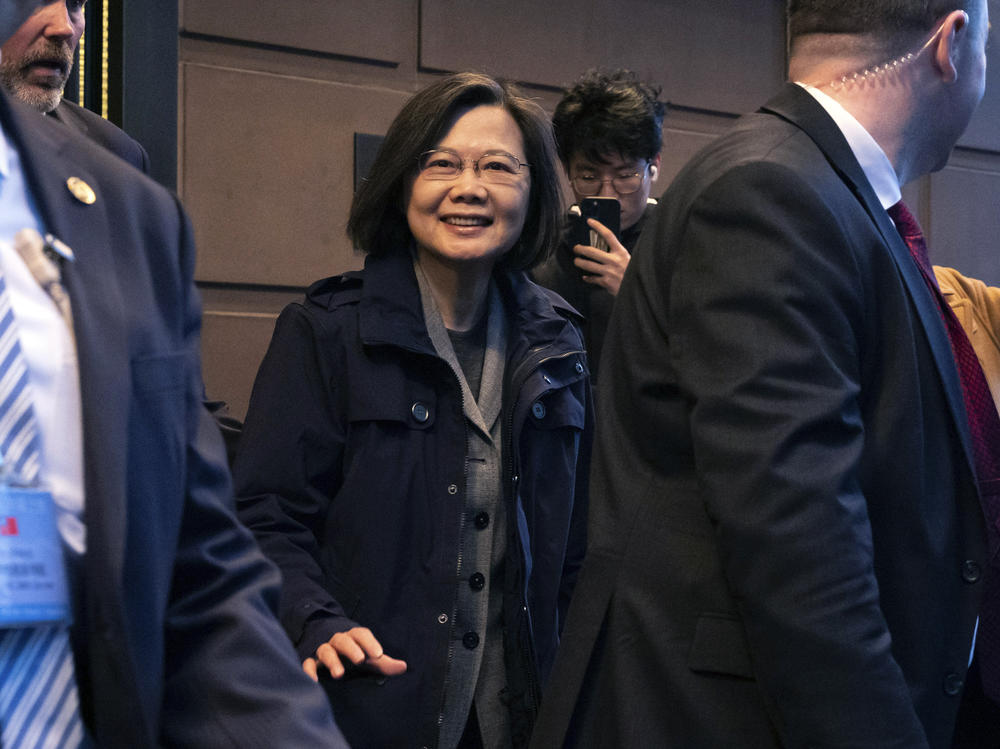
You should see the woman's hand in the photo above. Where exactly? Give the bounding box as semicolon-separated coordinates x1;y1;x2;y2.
302;626;408;681
572;218;631;297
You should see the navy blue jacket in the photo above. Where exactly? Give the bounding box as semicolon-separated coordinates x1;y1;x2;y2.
234;248;593;748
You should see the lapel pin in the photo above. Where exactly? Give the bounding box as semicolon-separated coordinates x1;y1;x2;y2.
66;176;96;205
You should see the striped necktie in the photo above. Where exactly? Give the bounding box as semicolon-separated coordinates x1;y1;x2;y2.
0;262;83;748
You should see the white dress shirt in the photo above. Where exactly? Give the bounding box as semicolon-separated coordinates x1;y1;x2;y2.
797;83;902;209
0;122;85;555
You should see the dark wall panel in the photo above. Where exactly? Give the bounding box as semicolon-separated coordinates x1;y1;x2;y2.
958;40;1000;151
659;126;727;186
182;64;411;285
201;312;279;420
183;0;414;64
928;163;1000;285
420;0;786;114
199;287;304;421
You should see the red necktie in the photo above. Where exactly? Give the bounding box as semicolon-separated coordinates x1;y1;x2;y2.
887;201;1000;700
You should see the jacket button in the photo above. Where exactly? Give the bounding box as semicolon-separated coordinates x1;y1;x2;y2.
411;402;429;423
437;613;449;624
943;672;964;696
575;361;584;374
462;631;480;649
962;560;982;583
469;572;485;591
447;484;458;495
474;511;490;529
531;402;546;419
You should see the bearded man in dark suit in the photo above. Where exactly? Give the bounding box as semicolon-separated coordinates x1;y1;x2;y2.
0;0;348;745
531;2;994;747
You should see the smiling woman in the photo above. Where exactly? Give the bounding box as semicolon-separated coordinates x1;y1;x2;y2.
233;72;594;749
405;105;531;326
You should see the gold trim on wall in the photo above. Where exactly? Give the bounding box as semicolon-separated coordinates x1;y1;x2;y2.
101;0;109;119
77;29;85;103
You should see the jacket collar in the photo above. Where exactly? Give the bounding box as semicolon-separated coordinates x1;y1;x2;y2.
340;246;583;360
356;247;436;354
761;83;976;479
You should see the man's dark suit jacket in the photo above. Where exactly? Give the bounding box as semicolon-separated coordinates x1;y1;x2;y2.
530;84;986;749
0;90;347;747
46;98;246;463
48;98;149;173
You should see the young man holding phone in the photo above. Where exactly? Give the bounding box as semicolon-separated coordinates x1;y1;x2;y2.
532;69;666;382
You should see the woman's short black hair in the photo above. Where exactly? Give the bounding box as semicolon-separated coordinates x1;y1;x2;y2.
552;69;667;167
347;72;562;270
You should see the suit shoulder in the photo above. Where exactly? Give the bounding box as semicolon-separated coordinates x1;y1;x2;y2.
664;121;841;227
13;99;167;204
52;100;149;173
673;114;817;198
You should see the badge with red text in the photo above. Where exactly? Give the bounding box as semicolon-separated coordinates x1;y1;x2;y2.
0;486;71;626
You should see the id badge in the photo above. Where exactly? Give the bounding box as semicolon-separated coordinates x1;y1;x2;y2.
0;486;71;626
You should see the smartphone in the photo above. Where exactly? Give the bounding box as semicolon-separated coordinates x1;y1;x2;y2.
569;197;621;251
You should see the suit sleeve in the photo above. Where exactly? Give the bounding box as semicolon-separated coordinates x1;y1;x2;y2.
669;163;928;746
160;203;348;748
232;303;360;662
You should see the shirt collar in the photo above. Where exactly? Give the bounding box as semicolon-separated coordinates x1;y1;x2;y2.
796;82;901;210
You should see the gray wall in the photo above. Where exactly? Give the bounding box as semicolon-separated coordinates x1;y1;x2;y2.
178;1;1000;420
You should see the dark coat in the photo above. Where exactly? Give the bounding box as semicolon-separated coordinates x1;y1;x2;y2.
0;90;346;746
531;84;985;749
234;248;593;748
531;203;655;384
48;99;150;174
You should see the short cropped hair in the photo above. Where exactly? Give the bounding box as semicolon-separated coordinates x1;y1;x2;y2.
552;69;667;167
347;72;562;270
788;0;970;46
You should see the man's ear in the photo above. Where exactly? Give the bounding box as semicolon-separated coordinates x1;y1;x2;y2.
933;9;970;83
649;153;662;183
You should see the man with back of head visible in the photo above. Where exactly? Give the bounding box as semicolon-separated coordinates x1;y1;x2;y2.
0;0;347;745
531;2;993;748
0;0;149;172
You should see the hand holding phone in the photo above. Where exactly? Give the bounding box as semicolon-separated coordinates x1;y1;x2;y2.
567;198;631;296
569;197;621;251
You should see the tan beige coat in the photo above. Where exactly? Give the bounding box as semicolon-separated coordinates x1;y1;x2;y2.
935;266;1000;415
